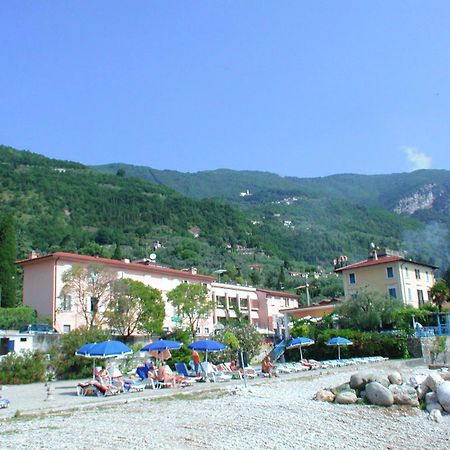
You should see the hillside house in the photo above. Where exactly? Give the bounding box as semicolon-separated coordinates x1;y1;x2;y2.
334;248;437;308
17;252;297;336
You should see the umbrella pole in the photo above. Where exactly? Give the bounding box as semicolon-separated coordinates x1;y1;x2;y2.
338;345;341;361
299;347;303;361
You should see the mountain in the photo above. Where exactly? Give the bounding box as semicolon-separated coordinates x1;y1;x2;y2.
93;163;450;271
0;145;279;279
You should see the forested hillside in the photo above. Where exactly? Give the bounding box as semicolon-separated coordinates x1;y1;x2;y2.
1;145;448;292
94;162;450;271
0;146;280;277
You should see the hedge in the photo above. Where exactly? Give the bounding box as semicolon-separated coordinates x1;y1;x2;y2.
285;328;410;361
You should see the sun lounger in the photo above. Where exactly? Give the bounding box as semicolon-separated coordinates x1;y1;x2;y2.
76;380;120;397
175;363;202;381
200;362;232;382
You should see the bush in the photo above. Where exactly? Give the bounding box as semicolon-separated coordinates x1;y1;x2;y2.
0;350;46;384
287;328;410;361
0;306;38;329
50;327;111;380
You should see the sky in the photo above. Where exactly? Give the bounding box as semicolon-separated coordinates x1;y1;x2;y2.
0;1;449;177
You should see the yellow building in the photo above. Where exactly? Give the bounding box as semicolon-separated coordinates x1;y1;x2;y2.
335;249;437;308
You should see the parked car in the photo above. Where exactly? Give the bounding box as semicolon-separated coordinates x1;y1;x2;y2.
19;324;58;334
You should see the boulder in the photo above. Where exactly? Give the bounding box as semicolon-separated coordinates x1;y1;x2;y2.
389;384;419;406
436;381;450;413
428;409;442;423
387;371;402;385
425;391;438;405
426;402;443;413
416;383;429;401
372;375;390;388
408;374;427;388
424;373;444;392
365;382;394;407
335;391;358;404
314;389;335;402
349;372;379;390
439;371;450;381
331;383;352;395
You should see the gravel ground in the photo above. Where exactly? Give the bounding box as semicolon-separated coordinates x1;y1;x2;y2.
1;360;449;449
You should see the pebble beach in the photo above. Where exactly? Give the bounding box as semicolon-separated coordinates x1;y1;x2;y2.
1;359;449;450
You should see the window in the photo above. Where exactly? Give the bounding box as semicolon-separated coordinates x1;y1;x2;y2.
415;269;421;280
216;296;225;308
408;288;412;302
426;271;430;282
349;273;356;284
63;324;71;333
204;327;209;334
386;267;394;278
196;327;201;334
417;290;424;306
90;297;99;313
404;267;409;279
388;288;397;298
59;294;72;311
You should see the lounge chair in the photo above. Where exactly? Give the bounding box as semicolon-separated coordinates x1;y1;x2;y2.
200;362;232;382
76;380;120;397
175;362;202;381
136;365;156;389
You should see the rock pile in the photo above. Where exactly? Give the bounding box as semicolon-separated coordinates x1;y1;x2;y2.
313;369;450;422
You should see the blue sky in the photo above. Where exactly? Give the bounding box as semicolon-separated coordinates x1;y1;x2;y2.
1;1;449;177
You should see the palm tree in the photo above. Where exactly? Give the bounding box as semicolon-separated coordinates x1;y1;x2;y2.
430;281;450;312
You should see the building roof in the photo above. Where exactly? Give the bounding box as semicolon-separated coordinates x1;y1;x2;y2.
257;288;299;299
16;252;215;283
334;255;438;272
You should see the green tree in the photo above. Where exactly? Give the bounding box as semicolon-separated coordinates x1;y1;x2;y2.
335;288;402;331
61;263;116;329
443;267;450;290
0;214;17;307
105;279;165;336
112;239;123;260
167;283;214;339
430;281;450;312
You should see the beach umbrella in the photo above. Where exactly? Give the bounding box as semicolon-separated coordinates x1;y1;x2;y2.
75;340;132;379
287;337;315;361
188;339;226;363
141;339;182;352
326;336;353;360
141;340;182;363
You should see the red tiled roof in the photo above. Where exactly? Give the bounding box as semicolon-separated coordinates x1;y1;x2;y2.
334;255;437;272
16;252;215;282
257;288;299;299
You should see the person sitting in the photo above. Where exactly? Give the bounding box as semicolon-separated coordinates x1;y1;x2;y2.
229;359;238;371
261;356;278;377
157;362;176;387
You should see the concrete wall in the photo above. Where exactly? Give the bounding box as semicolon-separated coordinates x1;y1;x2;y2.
420;336;450;366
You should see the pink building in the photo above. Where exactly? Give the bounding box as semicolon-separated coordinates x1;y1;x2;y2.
17;252;299;336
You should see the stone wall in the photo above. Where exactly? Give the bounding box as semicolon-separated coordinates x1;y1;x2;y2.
420;336;450;366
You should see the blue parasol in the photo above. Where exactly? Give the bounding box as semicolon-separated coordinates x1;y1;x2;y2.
287;337;315;360
326;336;353;360
141;339;182;352
188;339;226;363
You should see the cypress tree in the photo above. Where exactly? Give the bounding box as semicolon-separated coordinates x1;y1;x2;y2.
0;214;17;307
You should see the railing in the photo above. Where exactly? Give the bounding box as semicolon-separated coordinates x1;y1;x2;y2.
416;325;450;337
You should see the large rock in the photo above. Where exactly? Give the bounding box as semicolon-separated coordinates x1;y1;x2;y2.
314;389;335;402
424;373;444;392
388;371;402;385
426;401;443;413
350;373;368;390
425;391;438;405
436;381;450;413
335;391;358;404
416;382;430;400
408;374;427;388
440;371;450;381
428;409;442;423
365;382;394;407
389;384;419;406
331;383;351;395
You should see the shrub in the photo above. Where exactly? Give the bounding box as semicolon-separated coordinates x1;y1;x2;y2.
50;327;111;380
0;350;46;384
0;306;37;329
287;328;409;361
